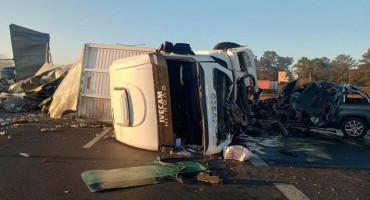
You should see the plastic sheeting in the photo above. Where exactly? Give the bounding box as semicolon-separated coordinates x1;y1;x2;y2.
223;145;255;161
48;54;83;118
1;63;70;112
9;24;51;80
81;161;206;192
8;62;69;95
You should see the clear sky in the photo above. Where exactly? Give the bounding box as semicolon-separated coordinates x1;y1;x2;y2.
1;0;369;65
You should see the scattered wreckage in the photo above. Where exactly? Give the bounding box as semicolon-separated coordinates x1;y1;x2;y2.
80;41;262;192
2;33;369;193
1;24;66;114
0;62;70;113
2;25;264;192
0;67;15;93
10;24;52;80
254;80;370;138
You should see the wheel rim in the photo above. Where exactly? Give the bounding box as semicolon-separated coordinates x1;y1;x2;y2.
344;120;364;136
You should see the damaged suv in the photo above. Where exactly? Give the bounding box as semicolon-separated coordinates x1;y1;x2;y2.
269;81;370;138
333;84;370;138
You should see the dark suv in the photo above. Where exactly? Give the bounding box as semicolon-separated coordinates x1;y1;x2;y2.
273;81;370;138
331;84;370;138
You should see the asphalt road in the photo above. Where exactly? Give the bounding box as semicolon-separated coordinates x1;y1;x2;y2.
0;116;370;200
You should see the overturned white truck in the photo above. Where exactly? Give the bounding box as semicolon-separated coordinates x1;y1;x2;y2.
110;42;259;155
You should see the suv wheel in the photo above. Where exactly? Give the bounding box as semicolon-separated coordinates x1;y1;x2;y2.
341;117;368;138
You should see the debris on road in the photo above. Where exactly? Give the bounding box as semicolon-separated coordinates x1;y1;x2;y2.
69;119;110;129
0;93;37;112
78;123;88;128
41;128;56;132
197;171;222;184
81;161;206;192
70;124;79;128
13;118;28;123
103;134;114;139
19;153;30;158
0;110;44;128
173;149;193;157
223;145;255;161
0;131;5;135
0;78;11;93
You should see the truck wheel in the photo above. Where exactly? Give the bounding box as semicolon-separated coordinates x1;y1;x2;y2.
341;117;368;138
213;42;241;50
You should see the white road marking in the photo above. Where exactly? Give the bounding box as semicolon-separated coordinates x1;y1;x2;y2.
250;155;310;200
274;183;310;200
249;155;268;166
83;128;112;148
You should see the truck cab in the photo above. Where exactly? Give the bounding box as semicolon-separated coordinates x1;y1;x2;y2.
109;42;258;155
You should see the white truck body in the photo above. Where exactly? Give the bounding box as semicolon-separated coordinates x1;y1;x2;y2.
77;44;155;121
110;43;258;155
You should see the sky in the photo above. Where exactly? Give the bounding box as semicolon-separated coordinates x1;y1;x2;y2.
1;0;370;65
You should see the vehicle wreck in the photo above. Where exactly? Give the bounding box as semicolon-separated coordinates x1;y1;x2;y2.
0;63;71;113
254;80;370;138
110;42;260;155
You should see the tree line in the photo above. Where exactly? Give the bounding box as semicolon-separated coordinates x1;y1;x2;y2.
256;48;370;87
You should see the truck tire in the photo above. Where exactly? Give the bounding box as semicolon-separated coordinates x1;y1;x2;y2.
341;117;368;138
213;42;241;50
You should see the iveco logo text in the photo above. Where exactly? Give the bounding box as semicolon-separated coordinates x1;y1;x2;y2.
157;86;169;126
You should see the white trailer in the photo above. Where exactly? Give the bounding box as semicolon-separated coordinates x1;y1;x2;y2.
49;44;155;121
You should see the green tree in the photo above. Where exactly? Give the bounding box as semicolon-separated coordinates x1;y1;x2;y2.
360;48;370;64
294;57;332;85
294;57;311;80
352;49;370;87
330;54;357;84
332;54;358;69
256;51;293;80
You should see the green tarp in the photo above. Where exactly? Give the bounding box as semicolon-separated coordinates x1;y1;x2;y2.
81;161;206;192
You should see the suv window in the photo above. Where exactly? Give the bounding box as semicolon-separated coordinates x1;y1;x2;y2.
345;84;370;104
